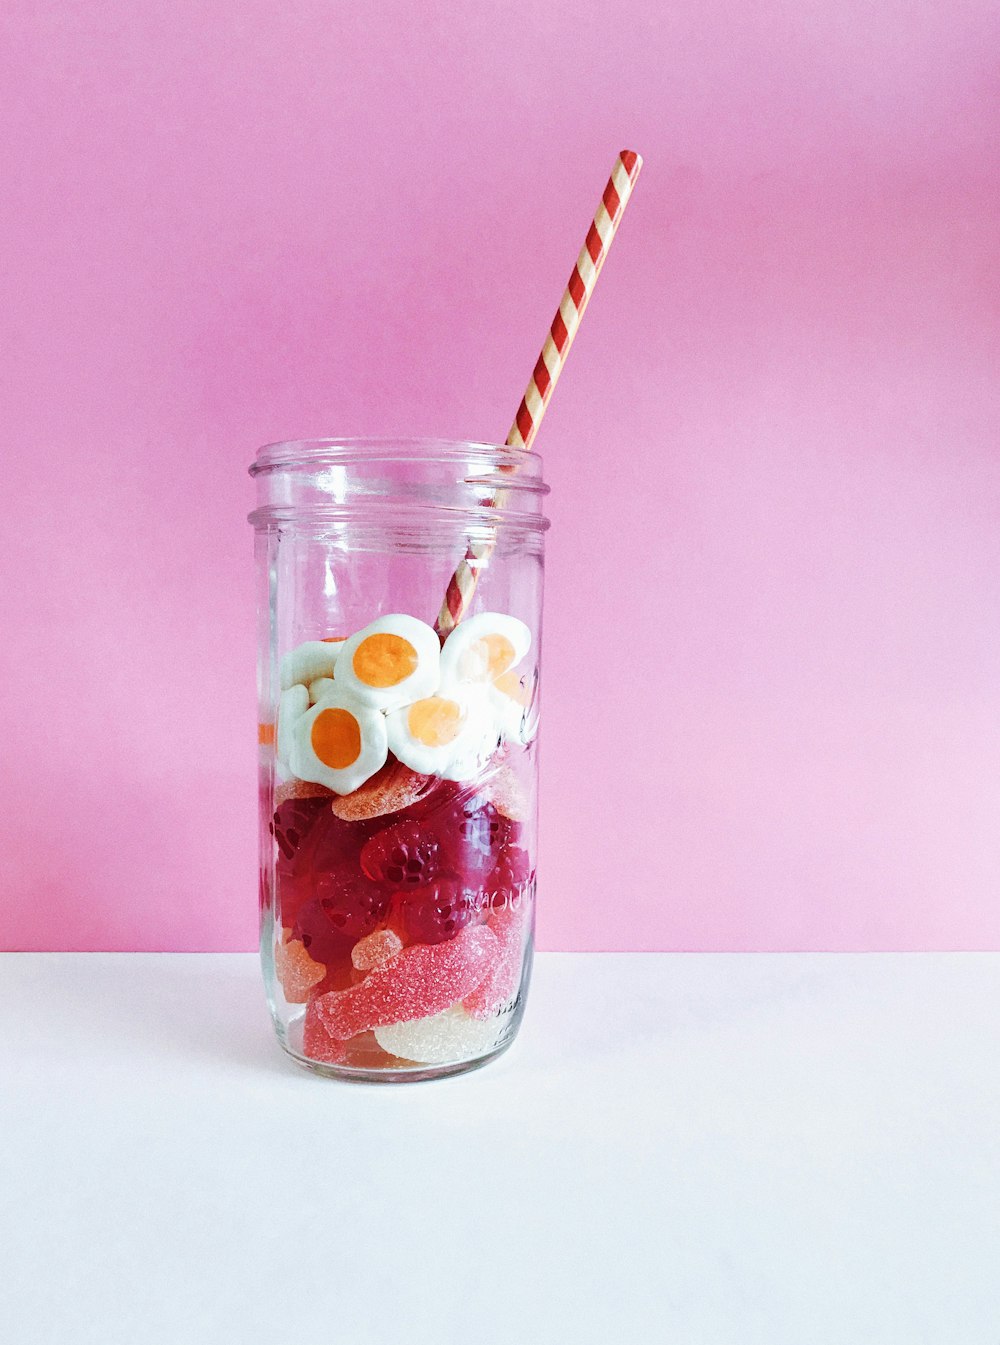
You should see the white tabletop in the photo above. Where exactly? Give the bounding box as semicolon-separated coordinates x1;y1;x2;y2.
2;953;998;1344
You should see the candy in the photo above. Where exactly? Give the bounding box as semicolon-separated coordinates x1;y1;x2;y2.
274;777;335;808
274;803;368;930
330;755;432;821
374;1004;502;1064
335;614;441;711
277;684;309;769
274;933;326;1003
490;668;534;743
386;683;496;779
489;846;532;901
314;924;499;1040
294;869;389;963
351;927;404;971
392;874;478;946
360;818;443;889
271;796;328;866
308;676;336;704
290;690;389;795
302;998;347;1064
487;761;530;823
464;898;530;1020
441;798;513;880
439;612;531;685
280;640;344;691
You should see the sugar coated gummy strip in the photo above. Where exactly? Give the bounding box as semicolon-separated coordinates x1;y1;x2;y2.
463;900;528;1020
302;999;347;1063
315;924;499;1040
374;1005;502;1065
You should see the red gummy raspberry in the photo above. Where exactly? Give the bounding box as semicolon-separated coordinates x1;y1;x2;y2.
488;846;533;908
276;806;373;930
294;874;389;964
441;799;517;881
359;819;443;889
393;874;479;946
271;797;328;864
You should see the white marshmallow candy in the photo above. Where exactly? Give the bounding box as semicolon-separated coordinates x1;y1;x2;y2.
385;680;496;779
335;614;440;711
439;612;531;686
276;684;309;770
289;689;389;795
308;677;337;704
279;640;345;691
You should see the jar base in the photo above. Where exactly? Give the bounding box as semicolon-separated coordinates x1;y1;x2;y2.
277;1033;518;1084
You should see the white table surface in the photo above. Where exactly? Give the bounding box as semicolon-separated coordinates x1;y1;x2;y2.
1;953;999;1344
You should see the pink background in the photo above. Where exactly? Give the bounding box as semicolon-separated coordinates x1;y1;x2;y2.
2;1;999;952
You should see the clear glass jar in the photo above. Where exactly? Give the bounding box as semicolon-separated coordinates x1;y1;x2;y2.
249;439;548;1081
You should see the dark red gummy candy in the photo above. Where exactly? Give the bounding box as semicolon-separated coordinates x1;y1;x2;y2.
294;874;389;964
271;797;328;864
489;846;532;901
275;806;372;930
393;874;478;946
441;799;515;880
360;819;443;889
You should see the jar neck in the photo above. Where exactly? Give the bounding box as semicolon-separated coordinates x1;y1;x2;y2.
248;438;549;535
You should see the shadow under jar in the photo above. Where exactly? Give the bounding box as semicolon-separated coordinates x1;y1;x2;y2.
249;439;549;1081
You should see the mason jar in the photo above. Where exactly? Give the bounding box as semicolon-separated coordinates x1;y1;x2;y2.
249;439;549;1081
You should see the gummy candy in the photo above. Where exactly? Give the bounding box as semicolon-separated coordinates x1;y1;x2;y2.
392;874;478;946
360;818;443;888
351;927;404;971
330;754;432;821
272;797;329;865
487;761;530;823
274;777;335;808
441;798;513;880
302;998;347;1064
294;869;389;964
464;898;530;1020
277;806;375;930
488;846;532;905
314;924;499;1040
374;1005;502;1064
274;933;326;1003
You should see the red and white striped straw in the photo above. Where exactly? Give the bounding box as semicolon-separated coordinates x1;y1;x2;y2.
436;149;643;637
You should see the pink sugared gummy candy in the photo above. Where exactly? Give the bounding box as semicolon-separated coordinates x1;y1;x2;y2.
351;927;404;971
275;934;326;1003
302;998;347;1063
463;899;528;1020
314;924;499;1041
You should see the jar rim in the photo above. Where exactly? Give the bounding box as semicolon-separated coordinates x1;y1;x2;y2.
250;436;546;481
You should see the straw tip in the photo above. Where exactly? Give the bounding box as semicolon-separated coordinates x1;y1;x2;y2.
619;148;643;175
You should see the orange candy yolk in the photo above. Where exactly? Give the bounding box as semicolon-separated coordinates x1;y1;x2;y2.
352;633;419;688
494;669;530;705
460;633;516;681
407;696;465;747
311;707;362;769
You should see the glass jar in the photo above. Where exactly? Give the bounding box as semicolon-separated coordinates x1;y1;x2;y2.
249;439;549;1081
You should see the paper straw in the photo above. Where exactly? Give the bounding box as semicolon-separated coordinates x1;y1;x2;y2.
435;149;643;637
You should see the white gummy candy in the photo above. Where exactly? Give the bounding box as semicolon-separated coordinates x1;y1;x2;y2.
308;677;337;704
374;1004;502;1064
276;685;309;768
279;640;344;691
